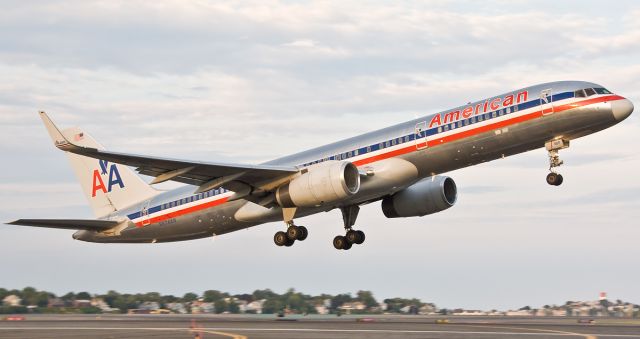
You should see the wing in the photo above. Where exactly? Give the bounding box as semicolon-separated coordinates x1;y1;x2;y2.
7;219;119;232
39;111;299;193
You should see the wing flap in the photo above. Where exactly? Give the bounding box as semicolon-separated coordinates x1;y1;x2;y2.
7;219;120;232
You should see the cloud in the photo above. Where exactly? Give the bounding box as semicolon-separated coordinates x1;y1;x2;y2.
1;1;640;310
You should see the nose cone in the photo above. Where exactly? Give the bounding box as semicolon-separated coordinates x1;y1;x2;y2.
612;98;633;121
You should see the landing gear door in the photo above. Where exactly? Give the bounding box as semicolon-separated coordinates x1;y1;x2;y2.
540;89;554;115
415;121;428;150
141;200;151;226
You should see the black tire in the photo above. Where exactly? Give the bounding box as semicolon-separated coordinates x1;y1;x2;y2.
333;235;346;250
555;174;564;186
286;226;300;240
297;226;308;241
546;173;559;186
355;230;365;245
342;241;352;250
284;237;295;247
345;230;358;244
274;231;288;246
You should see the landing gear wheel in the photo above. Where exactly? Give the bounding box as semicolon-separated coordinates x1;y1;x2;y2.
345;230;358;244
286;225;300;240
284;237;295;247
333;235;347;250
546;172;563;186
274;231;288;246
346;230;365;244
296;226;308;241
342;241;352;250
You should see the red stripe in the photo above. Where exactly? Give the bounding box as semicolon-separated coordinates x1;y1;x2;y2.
137;95;623;226
354;95;623;166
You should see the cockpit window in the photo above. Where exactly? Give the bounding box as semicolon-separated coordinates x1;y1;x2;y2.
574;89;586;98
584;88;596;96
594;88;611;95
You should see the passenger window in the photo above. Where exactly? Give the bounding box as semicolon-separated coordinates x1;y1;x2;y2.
584;88;596;96
437;127;442;133
492;112;497;118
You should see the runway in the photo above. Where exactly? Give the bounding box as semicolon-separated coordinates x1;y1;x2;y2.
1;314;640;338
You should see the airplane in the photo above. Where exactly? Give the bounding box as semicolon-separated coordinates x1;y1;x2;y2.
7;81;634;250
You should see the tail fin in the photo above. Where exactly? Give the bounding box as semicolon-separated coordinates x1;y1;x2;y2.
44;121;158;218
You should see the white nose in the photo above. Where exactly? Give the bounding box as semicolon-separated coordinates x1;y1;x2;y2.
612;98;633;121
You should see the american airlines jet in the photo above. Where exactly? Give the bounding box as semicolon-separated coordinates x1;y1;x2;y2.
8;81;633;250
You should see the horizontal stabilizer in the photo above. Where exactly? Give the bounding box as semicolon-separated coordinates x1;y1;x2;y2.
7;219;120;231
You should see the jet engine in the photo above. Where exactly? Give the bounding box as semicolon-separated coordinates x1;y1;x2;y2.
276;161;360;208
381;176;457;218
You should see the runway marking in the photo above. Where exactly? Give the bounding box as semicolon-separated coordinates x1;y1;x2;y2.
192;329;247;339
2;327;640;338
461;324;597;339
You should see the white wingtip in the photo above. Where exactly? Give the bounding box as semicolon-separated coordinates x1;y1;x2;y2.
38;111;76;151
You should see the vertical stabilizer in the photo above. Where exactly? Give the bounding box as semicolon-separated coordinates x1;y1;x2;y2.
57;126;158;218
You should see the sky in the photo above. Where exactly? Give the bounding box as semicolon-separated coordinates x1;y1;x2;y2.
1;1;639;310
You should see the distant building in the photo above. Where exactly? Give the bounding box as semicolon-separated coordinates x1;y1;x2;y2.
339;301;366;314
190;300;214;314
73;300;93;308
3;295;22;307
419;304;437;315
48;298;65;308
91;298;119;313
246;300;266;314
505;310;533;316
315;304;329;315
138;301;160;311
166;302;187;314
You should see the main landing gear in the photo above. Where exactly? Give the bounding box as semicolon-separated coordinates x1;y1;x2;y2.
545;139;569;186
274;222;308;247
333;205;366;251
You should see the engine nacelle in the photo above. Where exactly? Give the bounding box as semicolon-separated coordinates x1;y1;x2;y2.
381;176;457;218
276;161;360;208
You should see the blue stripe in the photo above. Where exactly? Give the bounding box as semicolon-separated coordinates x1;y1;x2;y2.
131;89;587;221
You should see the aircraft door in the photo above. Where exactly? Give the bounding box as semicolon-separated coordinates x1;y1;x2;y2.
141;200;151;226
415;121;428;150
540;88;554;115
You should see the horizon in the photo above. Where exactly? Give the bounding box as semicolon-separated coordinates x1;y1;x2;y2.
1;1;639;311
1;286;627;312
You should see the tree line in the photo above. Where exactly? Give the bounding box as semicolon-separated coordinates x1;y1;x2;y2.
0;287;433;314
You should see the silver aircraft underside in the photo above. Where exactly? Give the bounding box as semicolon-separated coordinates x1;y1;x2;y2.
8;80;634;250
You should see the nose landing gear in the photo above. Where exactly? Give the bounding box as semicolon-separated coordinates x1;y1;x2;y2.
545;139;569;186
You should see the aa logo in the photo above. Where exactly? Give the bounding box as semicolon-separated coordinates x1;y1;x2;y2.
91;160;125;197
